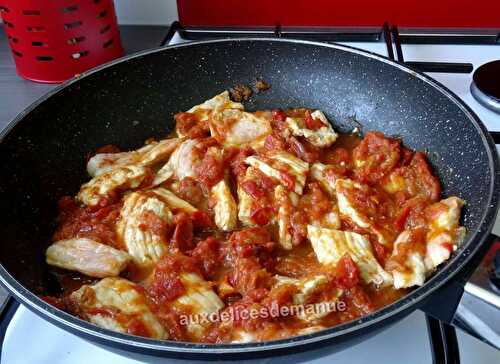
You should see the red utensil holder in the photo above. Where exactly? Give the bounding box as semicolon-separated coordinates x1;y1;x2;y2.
0;0;123;83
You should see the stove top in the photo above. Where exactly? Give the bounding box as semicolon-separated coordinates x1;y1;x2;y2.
2;305;499;364
1;23;499;364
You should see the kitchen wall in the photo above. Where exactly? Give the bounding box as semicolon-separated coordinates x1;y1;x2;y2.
114;0;178;25
0;1;178;25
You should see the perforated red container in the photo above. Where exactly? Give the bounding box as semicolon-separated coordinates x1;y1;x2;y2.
0;0;123;83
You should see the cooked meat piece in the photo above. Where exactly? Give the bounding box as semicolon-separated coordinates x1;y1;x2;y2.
335;178;393;246
150;187;198;214
310;163;337;196
245;151;309;195
187;91;243;122
77;165;151;207
209;109;272;148
275;185;299;250
274;274;342;322
46;238;131;278
69;277;167;339
87;139;182;178
153;139;201;185
285;110;338;148
173;272;225;340
87;144;153;177
424;196;466;270
211;180;237;231
138;138;183;166
116;191;173;268
386;229;427;289
386;196;465;289
147;254;224;340
307;226;393;287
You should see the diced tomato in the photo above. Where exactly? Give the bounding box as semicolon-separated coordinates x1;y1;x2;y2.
345;285;374;314
127;317;153;338
393;205;412;231
250;207;272;226
304;110;324;130
91;203;117;220
272;109;287;122
86;307;119;317
151;275;185;302
53;198;122;249
240;244;256;258
409;152;441;202
188;236;220;279
148;253;200;303
228;257;272;296
177;177;205;207
290;211;308;246
372;241;387;265
138;209;169;237
305;182;333;222
195;137;220;154
279;171;296;191
395;196;428;230
172;212;194;251
191;210;213;229
327;147;350;166
175;112;210;138
353;131;401;185
248;288;270;302
229;227;272;248
441;242;454;252
195;153;224;188
288;136;319;163
241;180;265;199
155;253;201;275
229;147;254;178
255;169;278;190
335;254;360;289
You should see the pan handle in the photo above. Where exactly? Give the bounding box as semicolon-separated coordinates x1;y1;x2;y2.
420;234;500;350
451;236;500;349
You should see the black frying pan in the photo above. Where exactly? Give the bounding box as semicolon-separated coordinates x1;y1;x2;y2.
0;39;499;361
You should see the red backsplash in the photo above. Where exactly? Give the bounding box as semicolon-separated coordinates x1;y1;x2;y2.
177;0;500;28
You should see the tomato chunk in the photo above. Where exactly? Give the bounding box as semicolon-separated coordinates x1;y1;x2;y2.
335;254;360;289
175;112;210;138
241;180;265;199
195;153;224;188
191;210;213;229
279;170;296;191
172;212;194;251
188;236;221;279
304;110;324;130
148;254;200;303
353;131;401;185
250;207;273;226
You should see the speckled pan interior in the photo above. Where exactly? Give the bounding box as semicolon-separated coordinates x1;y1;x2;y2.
0;39;498;355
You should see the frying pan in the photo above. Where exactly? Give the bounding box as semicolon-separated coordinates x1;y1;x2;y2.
0;39;499;361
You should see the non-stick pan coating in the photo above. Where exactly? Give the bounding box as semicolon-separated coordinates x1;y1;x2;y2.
0;39;498;357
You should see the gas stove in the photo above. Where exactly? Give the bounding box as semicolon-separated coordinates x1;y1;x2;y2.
1;23;499;364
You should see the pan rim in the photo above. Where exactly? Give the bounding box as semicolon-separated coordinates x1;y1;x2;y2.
0;37;498;355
